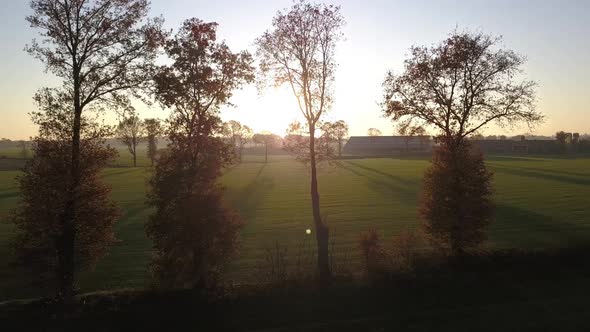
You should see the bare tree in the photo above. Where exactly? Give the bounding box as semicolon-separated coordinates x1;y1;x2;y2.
116;112;143;167
321;120;348;157
367;128;382;137
382;31;542;150
144;118;161;165
223;120;252;162
18;141;29;159
556;131;568;152
26;0;162;298
255;1;344;284
253;131;279;163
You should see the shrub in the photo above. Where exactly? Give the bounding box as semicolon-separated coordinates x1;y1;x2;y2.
146;146;243;289
10;137;119;294
358;230;389;280
390;229;426;273
420;142;494;255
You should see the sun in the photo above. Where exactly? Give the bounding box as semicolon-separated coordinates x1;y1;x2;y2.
222;86;301;136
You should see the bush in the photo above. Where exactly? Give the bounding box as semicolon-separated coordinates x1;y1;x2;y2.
390;229;426;273
359;230;390;281
10;137;119;294
420;142;494;255
146;142;243;290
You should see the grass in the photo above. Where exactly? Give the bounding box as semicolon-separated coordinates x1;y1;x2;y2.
0;152;589;301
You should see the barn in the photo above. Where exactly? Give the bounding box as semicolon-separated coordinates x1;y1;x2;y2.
342;136;433;156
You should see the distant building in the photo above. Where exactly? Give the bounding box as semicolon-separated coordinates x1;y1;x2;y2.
472;137;558;154
343;136;432;156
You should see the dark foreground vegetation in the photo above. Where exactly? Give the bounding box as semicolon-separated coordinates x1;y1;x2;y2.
2;247;590;331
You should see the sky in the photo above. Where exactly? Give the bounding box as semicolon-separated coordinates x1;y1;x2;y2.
1;0;589;139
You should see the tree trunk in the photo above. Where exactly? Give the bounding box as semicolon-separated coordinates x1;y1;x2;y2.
265;142;268;163
132;138;137;167
58;71;82;300
309;126;331;286
338;139;342;157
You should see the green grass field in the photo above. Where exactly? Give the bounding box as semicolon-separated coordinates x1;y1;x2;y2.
1;151;589;301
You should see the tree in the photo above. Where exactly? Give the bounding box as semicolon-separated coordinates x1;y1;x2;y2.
382;31;542;151
116;112;144;167
256;1;344;284
322;120;348;157
26;0;162;298
420;142;493;255
10;89;119;296
18;141;29;159
382;31;540;255
398;125;428;151
147;19;253;289
572;132;580;152
556;131;568;152
367;128;382;137
222;120;252;162
144;118;161;166
253;131;279;163
471;133;484;140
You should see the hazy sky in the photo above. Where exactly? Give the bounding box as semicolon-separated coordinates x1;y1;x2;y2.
1;0;589;139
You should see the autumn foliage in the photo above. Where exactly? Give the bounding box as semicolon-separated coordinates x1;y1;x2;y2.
146;143;242;288
420;142;494;255
146;18;252;289
10;95;119;293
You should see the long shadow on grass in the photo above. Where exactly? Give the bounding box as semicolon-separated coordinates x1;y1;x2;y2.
490;203;590;249
0;190;18;200
227;163;274;220
491;166;590;186
335;161;419;205
507;166;590;178
103;168;136;178
345;161;420;188
485;155;548;162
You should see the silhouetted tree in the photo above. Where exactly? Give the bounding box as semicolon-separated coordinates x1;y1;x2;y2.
253;131;279;163
382;31;541;151
222;120;252;162
421;142;493;255
116;112;144;167
556;131;568;153
10;89;119;296
18;141;29;159
383;31;540;256
572;133;580;152
322;120;348;157
147;19;253;289
367;128;382;137
144;118;161;166
26;0;162;299
256;1;344;285
398;125;428;151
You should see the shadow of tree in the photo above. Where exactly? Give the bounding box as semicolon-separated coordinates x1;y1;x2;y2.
508;166;589;178
227;163;275;220
345;161;420;187
492;166;590;186
334;161;419;205
490;203;590;249
0;190;18;200
485;155;548;162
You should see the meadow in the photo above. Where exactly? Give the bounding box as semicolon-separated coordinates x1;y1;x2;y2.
1;150;589;301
